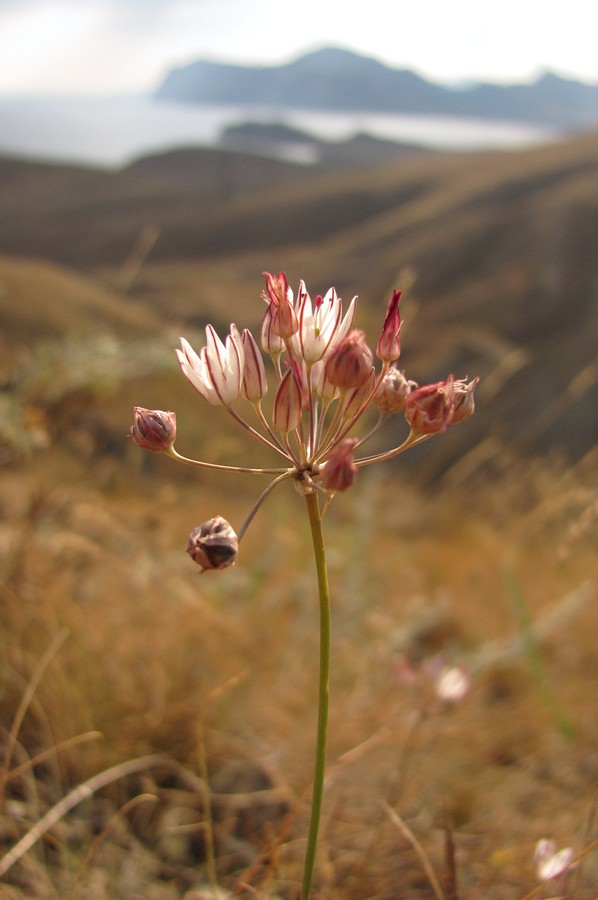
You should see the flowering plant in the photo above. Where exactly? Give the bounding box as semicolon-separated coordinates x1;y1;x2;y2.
131;272;478;895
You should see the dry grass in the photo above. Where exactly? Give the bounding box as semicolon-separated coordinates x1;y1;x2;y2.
0;439;596;898
1;129;597;897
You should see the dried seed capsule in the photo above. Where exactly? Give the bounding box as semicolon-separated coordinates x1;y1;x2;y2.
187;516;238;573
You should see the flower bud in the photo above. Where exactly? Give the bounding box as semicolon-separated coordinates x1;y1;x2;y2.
450;376;479;425
373;367;417;415
187;516;238;573
241;328;268;401
321;438;359;492
404;376;455;435
376;290;402;363
262;271;298;340
272;364;303;433
310;360;340;401
324;329;373;391
260;303;285;355
130;407;176;452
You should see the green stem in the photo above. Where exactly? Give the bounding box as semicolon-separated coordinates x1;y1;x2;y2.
301;490;331;899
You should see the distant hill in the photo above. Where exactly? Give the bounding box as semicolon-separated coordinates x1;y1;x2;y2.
218;121;434;166
0;255;165;361
1;133;596;464
154;46;598;131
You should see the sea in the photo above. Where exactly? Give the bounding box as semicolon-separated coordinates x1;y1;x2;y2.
0;94;559;170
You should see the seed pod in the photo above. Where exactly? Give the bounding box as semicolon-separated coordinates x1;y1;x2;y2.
187;516;238;573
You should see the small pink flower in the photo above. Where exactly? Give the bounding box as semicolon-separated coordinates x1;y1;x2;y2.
376;290;402;363
321;438;359;492
404;376;455;435
130;407;176;452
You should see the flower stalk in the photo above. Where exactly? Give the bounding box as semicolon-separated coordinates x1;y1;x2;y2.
302;490;331;900
130;271;478;893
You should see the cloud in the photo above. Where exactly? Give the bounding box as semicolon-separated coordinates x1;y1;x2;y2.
0;0;596;95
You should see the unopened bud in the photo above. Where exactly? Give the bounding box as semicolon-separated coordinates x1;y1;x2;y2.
450;376;479;425
187;516;238;573
130;407;176;452
262;271;298;339
241;328;268;401
376;290;402;362
260;303;285;355
311;359;340;401
272;364;303;433
321;438;359;492
404;376;455;435
374;367;416;415
325;329;373;390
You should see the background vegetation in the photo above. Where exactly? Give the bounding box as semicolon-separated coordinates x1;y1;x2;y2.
0;131;597;897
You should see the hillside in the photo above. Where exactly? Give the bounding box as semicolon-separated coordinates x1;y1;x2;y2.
154;46;598;130
1;128;597;900
1;133;597;467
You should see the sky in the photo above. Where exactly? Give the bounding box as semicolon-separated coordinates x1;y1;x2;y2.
1;0;597;96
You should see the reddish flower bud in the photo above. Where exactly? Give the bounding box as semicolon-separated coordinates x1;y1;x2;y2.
187;516;238;573
376;290;402;362
404;376;455;435
241;328;268;401
374;367;417;415
450;376;479;425
130;407;176;452
262;271;298;340
324;329;373;390
321;438;359;492
272;364;303;433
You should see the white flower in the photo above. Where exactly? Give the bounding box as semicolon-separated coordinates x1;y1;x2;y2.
435;665;470;702
534;838;574;881
293;281;356;364
176;325;244;406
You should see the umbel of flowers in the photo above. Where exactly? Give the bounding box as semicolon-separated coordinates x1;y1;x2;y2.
131;271;478;569
130;272;478;898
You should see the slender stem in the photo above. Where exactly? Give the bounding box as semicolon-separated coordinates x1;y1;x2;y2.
227;406;294;460
301;490;331;900
168;447;289;475
237;472;294;541
354;430;431;467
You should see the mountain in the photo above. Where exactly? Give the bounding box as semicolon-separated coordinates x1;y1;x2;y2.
154;46;598;130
